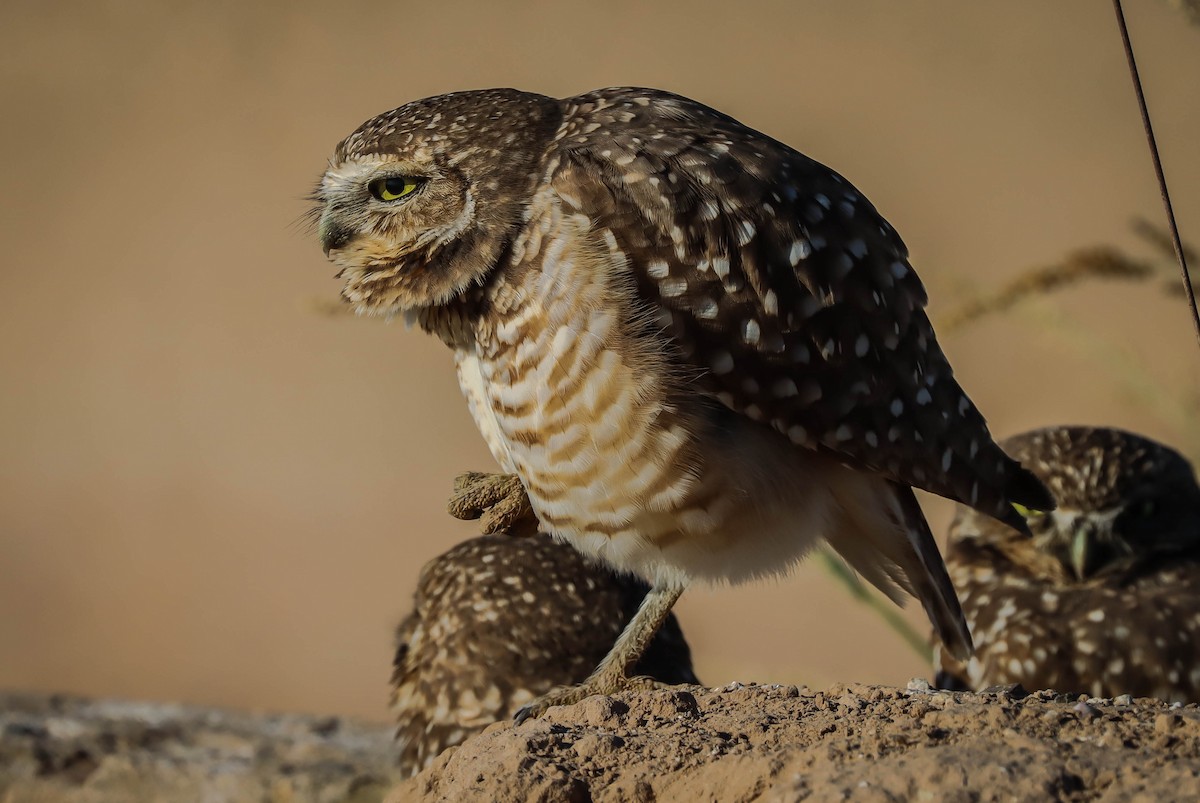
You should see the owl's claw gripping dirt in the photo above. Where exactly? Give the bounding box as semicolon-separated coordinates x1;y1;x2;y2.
448;472;536;535
514;674;664;725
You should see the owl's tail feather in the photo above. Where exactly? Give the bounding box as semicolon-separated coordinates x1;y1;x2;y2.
824;476;973;661
887;482;974;661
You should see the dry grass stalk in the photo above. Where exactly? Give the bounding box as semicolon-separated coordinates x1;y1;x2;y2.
1164;0;1200;25
938;247;1155;334
1133;217;1200;298
1134;217;1200;266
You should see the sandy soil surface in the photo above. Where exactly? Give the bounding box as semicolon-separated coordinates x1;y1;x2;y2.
5;683;1200;802
393;681;1200;802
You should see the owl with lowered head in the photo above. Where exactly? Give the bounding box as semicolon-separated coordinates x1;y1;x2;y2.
315;87;1053;719
392;532;698;776
936;426;1200;702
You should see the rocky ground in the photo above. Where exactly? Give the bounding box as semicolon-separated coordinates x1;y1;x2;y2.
5;682;1200;802
0;692;399;802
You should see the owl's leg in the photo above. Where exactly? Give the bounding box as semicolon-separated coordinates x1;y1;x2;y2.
514;582;686;723
447;471;537;535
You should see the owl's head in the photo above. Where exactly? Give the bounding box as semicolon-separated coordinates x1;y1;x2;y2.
315;89;562;315
952;426;1200;580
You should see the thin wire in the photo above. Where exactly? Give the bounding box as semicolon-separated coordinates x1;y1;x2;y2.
1111;0;1200;350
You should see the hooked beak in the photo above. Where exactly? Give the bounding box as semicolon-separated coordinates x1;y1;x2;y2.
1063;510;1127;581
1069;529;1092;581
319;210;352;256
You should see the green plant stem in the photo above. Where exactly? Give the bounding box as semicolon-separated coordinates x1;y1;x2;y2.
818;549;931;660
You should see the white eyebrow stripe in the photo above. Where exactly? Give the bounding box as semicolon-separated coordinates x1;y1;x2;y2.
322;155;428;194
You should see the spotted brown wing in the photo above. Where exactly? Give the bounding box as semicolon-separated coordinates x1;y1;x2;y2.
550;87;1051;529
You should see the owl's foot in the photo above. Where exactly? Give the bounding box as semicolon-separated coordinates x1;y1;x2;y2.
448;471;536;535
513;673;665;724
515;583;687;723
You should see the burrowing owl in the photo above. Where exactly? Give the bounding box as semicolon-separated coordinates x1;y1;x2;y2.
935;426;1200;702
316;87;1053;718
391;533;697;776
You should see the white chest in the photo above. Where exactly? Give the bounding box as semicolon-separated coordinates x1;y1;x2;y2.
454;348;518;474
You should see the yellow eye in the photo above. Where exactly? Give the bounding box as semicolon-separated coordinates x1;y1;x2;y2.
1012;502;1046;518
368;176;421;202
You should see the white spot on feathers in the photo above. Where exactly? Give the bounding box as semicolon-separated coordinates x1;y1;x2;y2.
742;319;761;345
660;277;687;297
737;220;756;246
647;260;670;279
789;240;812;266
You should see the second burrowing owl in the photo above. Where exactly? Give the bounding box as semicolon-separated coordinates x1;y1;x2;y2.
391;533;697;776
936;426;1200;702
316;87;1053;718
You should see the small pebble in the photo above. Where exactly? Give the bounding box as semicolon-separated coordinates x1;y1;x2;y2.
981;683;1030;700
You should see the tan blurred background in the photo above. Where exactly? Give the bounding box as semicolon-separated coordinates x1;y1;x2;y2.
1;0;1197;722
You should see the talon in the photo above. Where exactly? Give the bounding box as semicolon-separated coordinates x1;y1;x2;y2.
513;701;540;725
447;471;535;535
625;675;663;692
511;673;668;723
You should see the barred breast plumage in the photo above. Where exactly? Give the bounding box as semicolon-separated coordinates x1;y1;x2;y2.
451;183;857;587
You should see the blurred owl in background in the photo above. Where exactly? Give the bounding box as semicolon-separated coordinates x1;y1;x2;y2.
936;426;1200;702
391;533;698;776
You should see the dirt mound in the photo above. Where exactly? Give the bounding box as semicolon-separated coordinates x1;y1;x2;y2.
5;685;1199;802
393;681;1200;802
